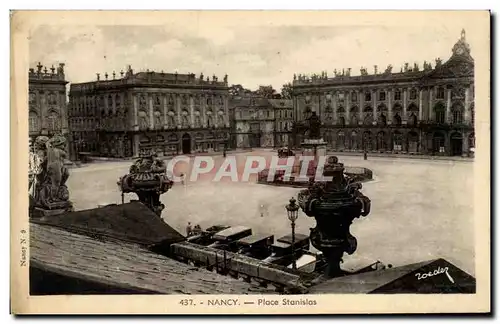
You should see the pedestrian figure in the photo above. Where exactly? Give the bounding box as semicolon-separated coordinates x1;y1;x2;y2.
186;222;192;237
193;224;202;235
364;150;368;160
180;173;185;185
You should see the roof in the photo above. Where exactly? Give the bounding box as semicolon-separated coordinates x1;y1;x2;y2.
212;226;252;240
30;223;274;295
30;201;185;247
237;233;274;245
277;233;310;244
272;241;291;249
309;258;476;294
268;99;293;108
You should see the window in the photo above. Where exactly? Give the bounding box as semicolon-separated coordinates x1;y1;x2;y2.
365;92;372;102
436;87;445;99
393;113;402;126
337;131;345;149
410;89;417;100
338;93;345;101
379;91;386;101
435;105;445;124
452;108;464;124
394;90;402;101
47;111;60;131
338;116;345;126
29;111;39;132
351;92;357;102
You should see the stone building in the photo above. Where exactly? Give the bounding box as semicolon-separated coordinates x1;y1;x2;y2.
269;99;293;148
230;96;275;149
29;62;69;144
292;29;475;156
68;66;231;160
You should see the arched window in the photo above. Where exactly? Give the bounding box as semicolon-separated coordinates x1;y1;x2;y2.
408;113;418;126
409;88;417;100
377;131;387;151
350;131;358;150
378;113;387;126
138;110;148;129
452;104;464;124
181;110;190;127
337;131;345;150
393;131;403;151
363;114;373;125
47;111;60;131
350;113;358;125
29;111;40;132
154;110;162;129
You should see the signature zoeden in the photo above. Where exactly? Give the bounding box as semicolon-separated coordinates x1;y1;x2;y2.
415;266;455;283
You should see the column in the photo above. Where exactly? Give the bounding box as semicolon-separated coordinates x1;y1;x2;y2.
402;88;408;124
446;89;452;123
189;95;195;128
132;134;140;157
418;89;423;121
345;90;351;125
464;87;470;122
132;94;139;131
358;90;364;125
163;94;168;127
388;89;393;124
148;94;154;129
462;130;468;156
202;95;207;127
176;94;182;127
224;95;230;128
333;91;338;122
372;89;377;125
428;87;433;121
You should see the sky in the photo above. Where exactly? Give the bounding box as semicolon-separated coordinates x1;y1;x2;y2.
28;12;484;92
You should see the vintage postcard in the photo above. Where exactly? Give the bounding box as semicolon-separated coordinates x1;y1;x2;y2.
11;10;490;314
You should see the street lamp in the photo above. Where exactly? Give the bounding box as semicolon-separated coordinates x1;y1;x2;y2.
286;197;300;270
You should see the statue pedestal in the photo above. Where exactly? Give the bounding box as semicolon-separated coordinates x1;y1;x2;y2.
31;201;74;218
301;138;327;161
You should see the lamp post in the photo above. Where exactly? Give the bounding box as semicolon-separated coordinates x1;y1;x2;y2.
286;197;300;270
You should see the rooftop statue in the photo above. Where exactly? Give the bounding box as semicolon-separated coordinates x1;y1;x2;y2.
297;156;371;278
29;135;74;217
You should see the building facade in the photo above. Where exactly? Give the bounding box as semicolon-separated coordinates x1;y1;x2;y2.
68;67;231;160
29;62;69;144
269;99;293;148
292;29;475;157
230;96;275;149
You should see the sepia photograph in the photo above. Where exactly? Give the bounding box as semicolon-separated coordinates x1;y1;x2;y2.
10;10;490;314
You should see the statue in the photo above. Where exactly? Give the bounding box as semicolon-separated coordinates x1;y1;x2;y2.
384;64;393;74
29;135;73;217
307;111;321;139
435;57;442;67
223;74;228;83
118;151;173;216
297;156;371;278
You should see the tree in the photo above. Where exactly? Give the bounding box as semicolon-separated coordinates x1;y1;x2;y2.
255;85;281;99
281;82;293;99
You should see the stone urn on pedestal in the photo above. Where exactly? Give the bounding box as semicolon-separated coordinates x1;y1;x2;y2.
297;156;371;278
117;151;174;217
